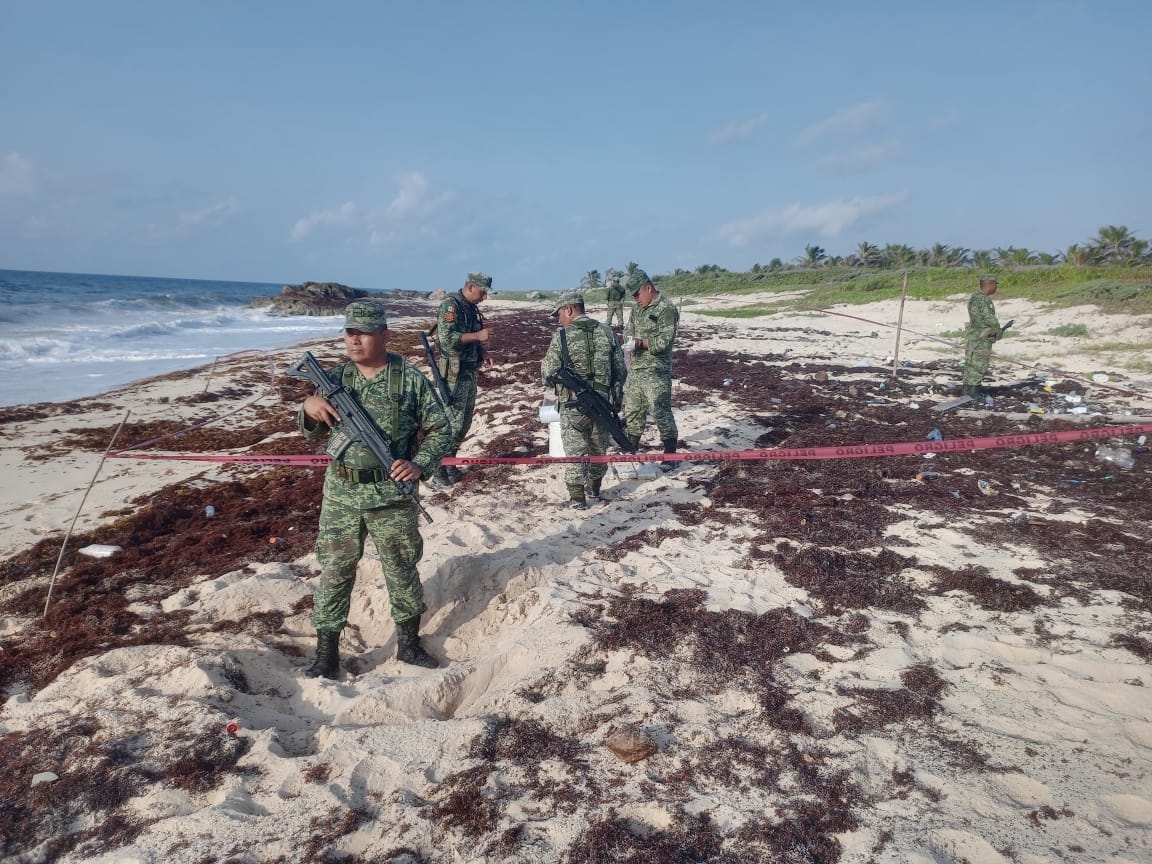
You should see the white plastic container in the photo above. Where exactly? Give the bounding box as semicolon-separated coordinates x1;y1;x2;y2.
538;403;565;457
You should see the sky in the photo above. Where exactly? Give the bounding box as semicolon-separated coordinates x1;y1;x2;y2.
1;1;1150;293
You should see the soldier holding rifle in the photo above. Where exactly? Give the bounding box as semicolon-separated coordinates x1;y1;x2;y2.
297;300;451;677
431;271;493;485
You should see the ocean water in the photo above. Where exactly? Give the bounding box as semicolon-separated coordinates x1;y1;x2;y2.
0;269;357;408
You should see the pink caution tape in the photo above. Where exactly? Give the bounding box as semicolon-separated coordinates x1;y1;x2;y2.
107;421;1152;468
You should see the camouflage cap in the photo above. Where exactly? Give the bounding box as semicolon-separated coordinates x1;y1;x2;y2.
625;269;652;296
550;289;584;316
343;299;388;332
466;271;493;289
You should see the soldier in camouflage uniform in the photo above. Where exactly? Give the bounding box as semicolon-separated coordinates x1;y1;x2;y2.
623;269;680;468
299;300;452;678
541;290;627;508
604;274;626;331
432;271;492;485
962;277;1012;396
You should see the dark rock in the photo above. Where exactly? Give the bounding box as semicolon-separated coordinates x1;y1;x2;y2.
249;282;432;317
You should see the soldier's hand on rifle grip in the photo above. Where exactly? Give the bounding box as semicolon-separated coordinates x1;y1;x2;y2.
303;395;341;427
390;458;422;484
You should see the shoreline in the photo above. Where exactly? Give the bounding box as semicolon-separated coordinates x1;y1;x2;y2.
1;295;1151;862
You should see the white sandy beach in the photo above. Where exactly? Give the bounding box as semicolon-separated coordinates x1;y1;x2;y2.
1;293;1151;864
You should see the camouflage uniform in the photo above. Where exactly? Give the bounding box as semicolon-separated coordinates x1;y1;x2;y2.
541;291;626;491
435;271;490;455
623;271;679;448
299;355;451;631
605;276;626;329
963;289;1003;392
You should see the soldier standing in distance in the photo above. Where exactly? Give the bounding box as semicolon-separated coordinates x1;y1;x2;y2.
604;273;626;331
433;271;492;484
541;290;627;509
299;300;452;678
623;269;680;469
962;277;1011;396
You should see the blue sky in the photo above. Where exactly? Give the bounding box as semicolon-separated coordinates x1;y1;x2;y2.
1;1;1150;292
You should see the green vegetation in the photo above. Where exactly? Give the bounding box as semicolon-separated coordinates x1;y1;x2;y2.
640;264;1150;315
1045;323;1090;338
511;225;1152;316
695;305;782;319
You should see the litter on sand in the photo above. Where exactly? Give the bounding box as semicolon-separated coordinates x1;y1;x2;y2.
78;544;123;558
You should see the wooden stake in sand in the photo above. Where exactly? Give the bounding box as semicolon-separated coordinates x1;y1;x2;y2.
891;271;909;378
42;410;131;619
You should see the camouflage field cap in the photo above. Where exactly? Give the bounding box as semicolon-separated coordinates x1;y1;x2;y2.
467;272;493;289
344;300;388;332
550;289;584;316
625;269;652;296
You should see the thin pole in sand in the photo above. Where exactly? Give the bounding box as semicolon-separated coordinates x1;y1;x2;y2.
43;410;131;620
890;271;909;378
203;355;221;393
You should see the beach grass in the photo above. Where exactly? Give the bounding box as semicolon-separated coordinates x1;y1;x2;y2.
508;265;1152;315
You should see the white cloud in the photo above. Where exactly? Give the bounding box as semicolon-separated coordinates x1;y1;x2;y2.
710;113;772;144
290;200;359;241
716;192;909;247
0;152;38;200
179;196;238;226
386;170;454;217
797;101;886;144
812;140;901;172
291;172;454;247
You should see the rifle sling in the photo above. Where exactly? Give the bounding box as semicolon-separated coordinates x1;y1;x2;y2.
338;355;403;453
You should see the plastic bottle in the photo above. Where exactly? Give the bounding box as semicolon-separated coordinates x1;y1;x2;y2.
205;505;216;518
1094;446;1135;470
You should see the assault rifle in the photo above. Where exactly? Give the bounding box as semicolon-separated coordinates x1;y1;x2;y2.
546;329;635;454
289;352;432;523
420;330;455;408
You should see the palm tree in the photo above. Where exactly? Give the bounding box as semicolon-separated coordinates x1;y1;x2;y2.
972;250;995;270
1008;247;1036;267
579;270;601;292
928;243;952;267
947;247;971;267
799;244;827;268
768;257;783;270
1092;225;1137;262
993;247;1015;267
883;243;916;269
1064;244;1094;266
626;261;639;276
1036;252;1059;265
856;241;881;267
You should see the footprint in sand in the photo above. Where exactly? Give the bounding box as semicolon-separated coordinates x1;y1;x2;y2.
991;773;1053;808
1100;793;1152;826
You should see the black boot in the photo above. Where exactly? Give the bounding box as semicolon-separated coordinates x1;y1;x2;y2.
661;438;679;472
586;477;603;500
445;465;463;485
305;630;340;679
560;483;588;510
396;617;439;668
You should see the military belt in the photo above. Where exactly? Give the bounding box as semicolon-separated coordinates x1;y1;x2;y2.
334;463;387;484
